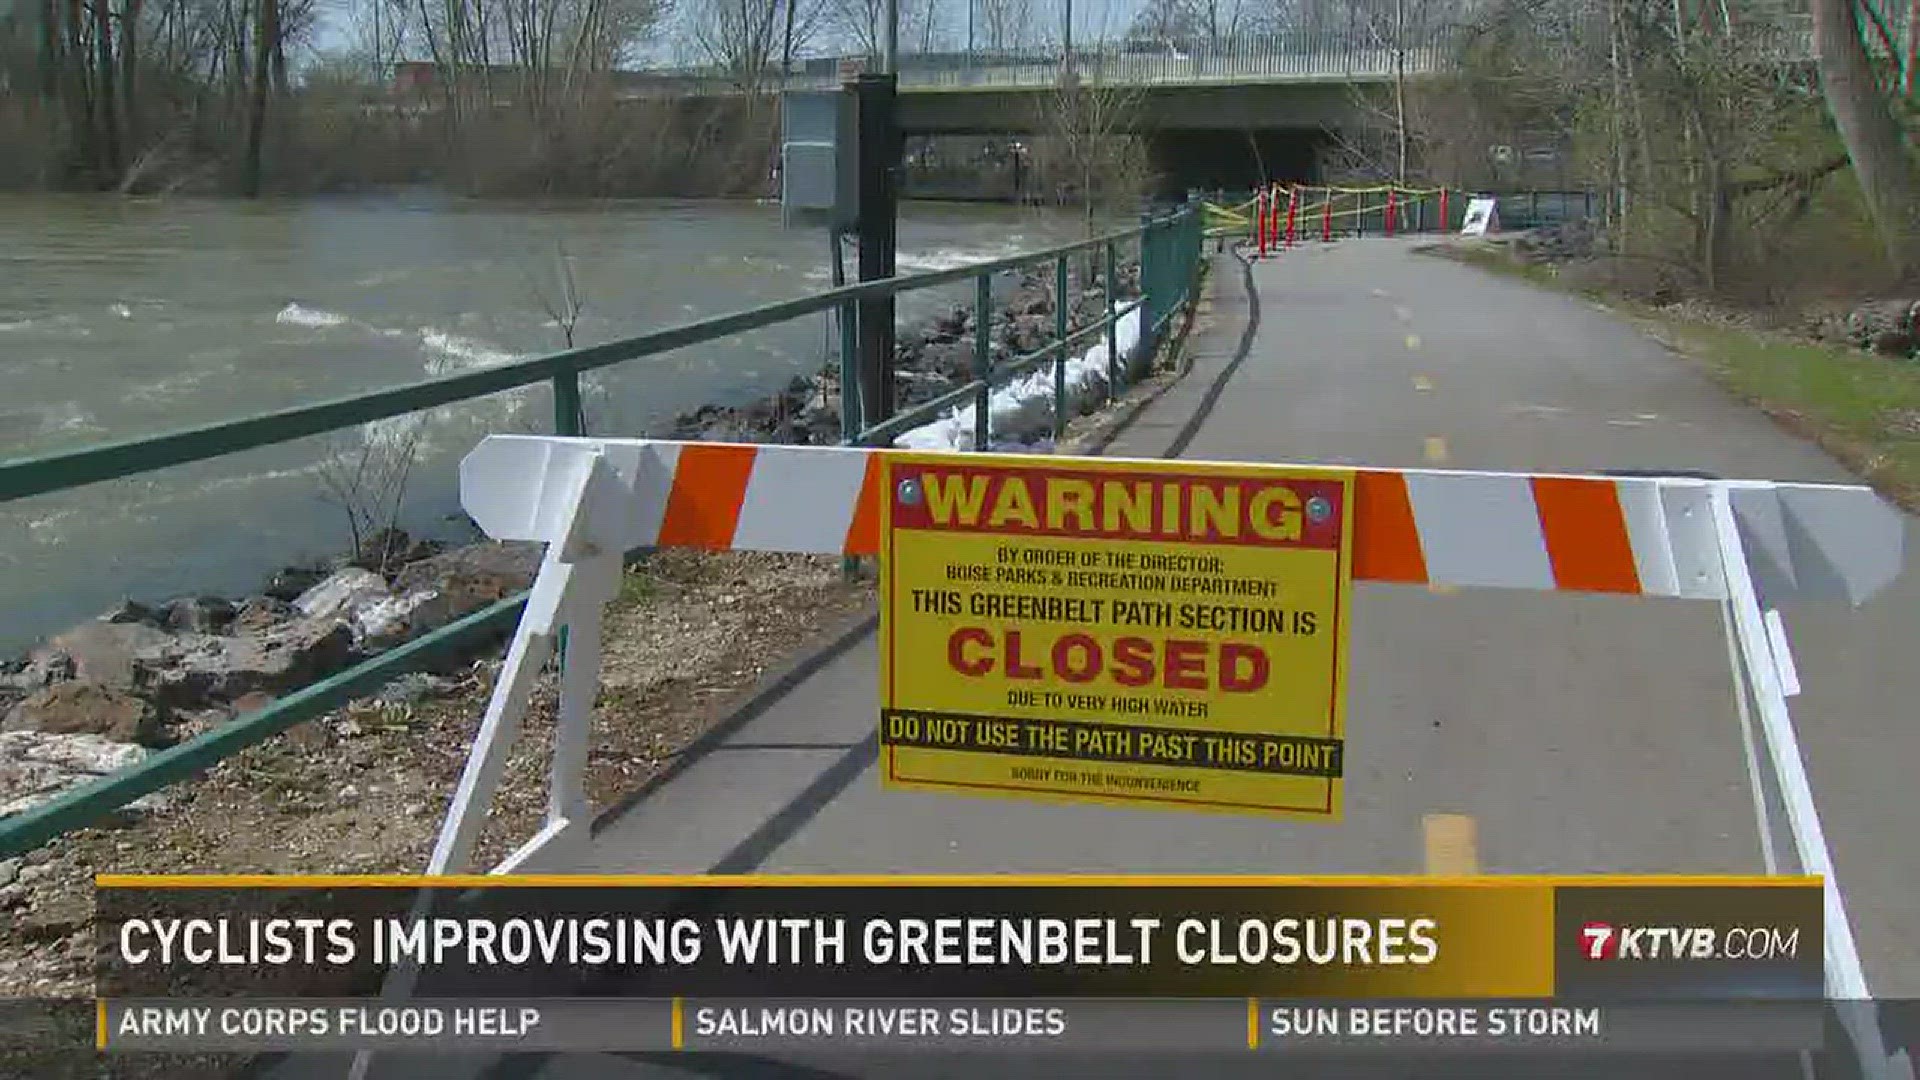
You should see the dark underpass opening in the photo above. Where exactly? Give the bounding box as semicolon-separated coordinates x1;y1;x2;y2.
1147;129;1332;195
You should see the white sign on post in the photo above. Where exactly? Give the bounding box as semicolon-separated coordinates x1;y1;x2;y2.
1461;196;1499;236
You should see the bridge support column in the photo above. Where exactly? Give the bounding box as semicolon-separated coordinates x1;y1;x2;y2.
854;73;900;430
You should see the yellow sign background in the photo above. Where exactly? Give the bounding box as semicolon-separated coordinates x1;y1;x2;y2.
879;452;1355;818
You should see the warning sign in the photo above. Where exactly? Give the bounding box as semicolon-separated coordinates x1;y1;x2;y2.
878;453;1355;818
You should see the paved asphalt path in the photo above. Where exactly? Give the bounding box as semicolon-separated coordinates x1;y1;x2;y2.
270;240;1918;1080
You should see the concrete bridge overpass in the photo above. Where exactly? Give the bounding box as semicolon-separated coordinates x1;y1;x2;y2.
737;21;1812;188
387;19;1818;189
788;37;1459;189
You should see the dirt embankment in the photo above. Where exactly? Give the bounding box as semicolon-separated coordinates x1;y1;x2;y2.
0;550;876;1000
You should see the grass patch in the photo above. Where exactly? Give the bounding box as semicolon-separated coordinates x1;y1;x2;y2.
1421;242;1920;513
615;565;656;610
1648;322;1920;511
1417;241;1584;294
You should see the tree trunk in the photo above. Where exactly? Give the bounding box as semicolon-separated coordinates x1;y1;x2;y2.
271;29;288;98
228;0;250;122
1614;1;1657;198
1392;0;1407;183
61;0;93;177
1607;0;1630;231
121;0;143;153
781;0;796;82
1811;0;1920;276
38;0;62;97
93;0;121;182
241;0;275;196
1904;0;1918;98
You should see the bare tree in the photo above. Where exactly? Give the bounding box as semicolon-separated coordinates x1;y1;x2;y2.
524;239;588;349
1127;0;1253;48
828;0;936;61
975;0;1034;51
690;0;784;89
239;0;275;194
1810;0;1919;276
1406;0;1899;296
317;421;424;575
1036;66;1150;235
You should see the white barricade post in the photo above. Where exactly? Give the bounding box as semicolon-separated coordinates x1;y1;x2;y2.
352;435;1907;1080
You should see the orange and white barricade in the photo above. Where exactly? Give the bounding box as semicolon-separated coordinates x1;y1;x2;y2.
396;436;1905;1080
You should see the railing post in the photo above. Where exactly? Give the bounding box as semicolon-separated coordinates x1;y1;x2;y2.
1139;214;1159;370
1187;205;1203;303
838;277;860;577
1104;239;1119;400
552;371;584;437
1167;206;1182;305
1053;253;1069;443
973;273;992;451
838;296;860;445
549;369;583;679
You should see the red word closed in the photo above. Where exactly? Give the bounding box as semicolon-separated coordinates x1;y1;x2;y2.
945;627;1270;692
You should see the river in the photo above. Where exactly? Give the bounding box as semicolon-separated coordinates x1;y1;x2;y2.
0;193;1094;653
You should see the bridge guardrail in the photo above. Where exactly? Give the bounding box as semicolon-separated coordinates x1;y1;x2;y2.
0;206;1206;859
629;13;1824;97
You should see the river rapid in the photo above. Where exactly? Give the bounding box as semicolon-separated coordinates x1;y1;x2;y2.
0;193;1094;652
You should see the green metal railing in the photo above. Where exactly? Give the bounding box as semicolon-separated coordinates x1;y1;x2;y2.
0;204;1204;858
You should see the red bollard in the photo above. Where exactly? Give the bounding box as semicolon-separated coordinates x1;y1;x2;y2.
1284;186;1299;247
1321;194;1333;243
1255;188;1267;257
1438;189;1449;233
1385;189;1397;237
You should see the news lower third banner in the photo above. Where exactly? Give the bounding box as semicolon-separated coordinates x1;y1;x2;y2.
99;998;1826;1054
92;875;1825;1053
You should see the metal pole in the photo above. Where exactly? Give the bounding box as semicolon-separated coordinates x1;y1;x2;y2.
835;229;861;577
1104;240;1119;399
883;0;898;74
974;273;992;450
1063;0;1073;74
1053;254;1069;442
853;68;899;432
832;229;857;441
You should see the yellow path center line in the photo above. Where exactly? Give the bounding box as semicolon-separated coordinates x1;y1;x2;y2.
1424;814;1480;875
1412;374;1433;392
1423;436;1449;463
1404;333;1422;350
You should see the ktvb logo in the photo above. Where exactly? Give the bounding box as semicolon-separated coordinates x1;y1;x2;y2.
1580;922;1802;961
